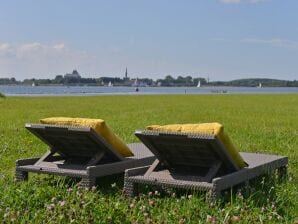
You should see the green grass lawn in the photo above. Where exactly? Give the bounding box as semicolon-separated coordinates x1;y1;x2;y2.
0;94;297;223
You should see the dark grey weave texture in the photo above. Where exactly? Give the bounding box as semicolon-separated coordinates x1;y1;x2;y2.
16;124;155;188
124;130;288;199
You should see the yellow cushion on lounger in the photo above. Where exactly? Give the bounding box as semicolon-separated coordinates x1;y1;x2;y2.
40;117;134;157
146;122;246;168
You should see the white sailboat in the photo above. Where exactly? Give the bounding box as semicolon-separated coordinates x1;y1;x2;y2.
132;78;139;87
32;82;36;87
108;81;113;87
197;80;201;88
258;82;262;88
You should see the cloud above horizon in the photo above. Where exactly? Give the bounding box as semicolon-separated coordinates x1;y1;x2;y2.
220;0;268;4
0;42;170;80
241;38;298;49
0;42;97;79
212;37;298;50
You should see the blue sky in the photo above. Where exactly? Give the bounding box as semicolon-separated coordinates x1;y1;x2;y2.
0;0;297;80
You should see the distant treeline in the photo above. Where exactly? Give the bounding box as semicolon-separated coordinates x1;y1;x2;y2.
0;76;154;86
211;78;298;87
0;76;297;87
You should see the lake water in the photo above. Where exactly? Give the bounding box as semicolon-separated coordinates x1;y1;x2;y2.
0;85;297;96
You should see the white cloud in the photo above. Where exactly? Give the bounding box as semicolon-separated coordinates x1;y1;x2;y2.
249;0;267;3
0;41;175;79
0;43;10;50
241;38;298;49
0;42;98;79
53;43;65;50
220;0;241;4
211;37;298;50
220;0;268;4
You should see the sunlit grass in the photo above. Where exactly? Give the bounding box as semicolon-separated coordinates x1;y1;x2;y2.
0;94;297;223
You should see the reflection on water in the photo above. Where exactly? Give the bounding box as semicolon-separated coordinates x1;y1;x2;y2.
0;85;297;96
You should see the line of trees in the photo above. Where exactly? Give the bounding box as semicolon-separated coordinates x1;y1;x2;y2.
156;76;206;87
0;76;297;87
211;78;298;87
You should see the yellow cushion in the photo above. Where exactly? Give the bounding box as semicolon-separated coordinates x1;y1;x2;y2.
146;122;246;168
40;117;134;157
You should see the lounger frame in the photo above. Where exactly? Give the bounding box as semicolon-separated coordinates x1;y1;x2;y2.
16;124;154;188
124;130;288;198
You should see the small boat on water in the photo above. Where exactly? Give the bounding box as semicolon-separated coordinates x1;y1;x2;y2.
257;82;262;88
197;80;201;88
32;82;36;87
108;81;113;87
131;78;140;87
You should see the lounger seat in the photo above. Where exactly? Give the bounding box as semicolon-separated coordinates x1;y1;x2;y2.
16;124;154;188
124;129;288;199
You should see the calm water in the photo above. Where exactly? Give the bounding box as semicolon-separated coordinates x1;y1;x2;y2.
0;85;297;96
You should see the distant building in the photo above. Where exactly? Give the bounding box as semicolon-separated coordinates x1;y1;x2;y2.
124;67;129;80
64;70;81;79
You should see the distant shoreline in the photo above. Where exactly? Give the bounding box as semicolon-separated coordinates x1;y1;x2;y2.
1;84;298;88
1;77;298;88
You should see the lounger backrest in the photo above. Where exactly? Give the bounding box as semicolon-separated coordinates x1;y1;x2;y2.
26;124;124;162
135;130;240;172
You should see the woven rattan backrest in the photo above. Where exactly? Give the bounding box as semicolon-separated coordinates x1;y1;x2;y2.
135;130;239;172
26;124;123;162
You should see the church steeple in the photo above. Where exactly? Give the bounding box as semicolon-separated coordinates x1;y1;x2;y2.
125;67;128;79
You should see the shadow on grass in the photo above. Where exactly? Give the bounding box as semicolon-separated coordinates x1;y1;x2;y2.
23;169;291;218
130;171;290;213
30;173;126;195
29;170;287;202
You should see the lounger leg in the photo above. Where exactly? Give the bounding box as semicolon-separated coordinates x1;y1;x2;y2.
124;180;137;197
210;188;221;202
15;169;28;182
277;166;287;181
79;177;96;189
243;180;250;192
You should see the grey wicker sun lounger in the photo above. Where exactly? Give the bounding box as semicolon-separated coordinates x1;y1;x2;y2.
16;124;154;188
124;130;288;198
